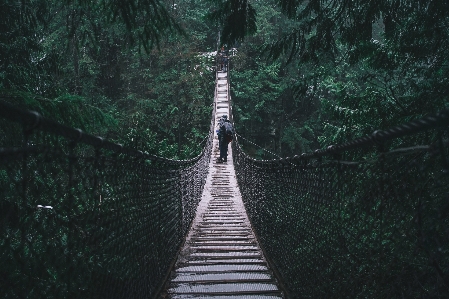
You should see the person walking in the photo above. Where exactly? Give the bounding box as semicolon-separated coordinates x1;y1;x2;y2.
219;46;227;72
223;55;228;72
217;115;233;162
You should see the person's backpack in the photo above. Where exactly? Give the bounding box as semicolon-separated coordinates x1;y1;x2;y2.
222;121;233;142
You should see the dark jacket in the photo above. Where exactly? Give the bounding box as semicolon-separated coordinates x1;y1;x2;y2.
218;120;233;143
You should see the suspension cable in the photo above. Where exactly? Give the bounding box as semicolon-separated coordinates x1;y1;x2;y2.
235;132;283;159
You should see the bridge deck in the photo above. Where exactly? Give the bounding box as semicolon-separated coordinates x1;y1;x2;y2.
163;72;283;298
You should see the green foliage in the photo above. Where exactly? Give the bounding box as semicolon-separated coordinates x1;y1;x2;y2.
207;0;257;45
1;2;215;294
0;0;53;93
228;2;449;297
0;92;118;137
229;0;322;158
62;0;181;52
225;0;449;159
235;133;449;298
1;0;217;159
115;46;214;158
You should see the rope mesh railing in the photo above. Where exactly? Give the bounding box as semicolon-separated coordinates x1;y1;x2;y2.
232;111;449;298
0;99;214;298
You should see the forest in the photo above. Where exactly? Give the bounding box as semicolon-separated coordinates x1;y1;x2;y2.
2;1;449;298
2;0;448;158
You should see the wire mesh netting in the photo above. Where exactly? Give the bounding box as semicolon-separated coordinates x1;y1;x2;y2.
0;100;214;298
233;114;449;298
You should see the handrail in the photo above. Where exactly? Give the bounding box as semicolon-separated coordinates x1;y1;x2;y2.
0;99;206;166
235;109;449;165
0;95;215;299
231;96;449;298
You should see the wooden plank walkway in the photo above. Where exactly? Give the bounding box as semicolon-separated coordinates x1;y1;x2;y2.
163;72;283;298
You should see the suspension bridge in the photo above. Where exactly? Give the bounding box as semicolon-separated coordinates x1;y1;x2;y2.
1;67;448;298
163;72;282;298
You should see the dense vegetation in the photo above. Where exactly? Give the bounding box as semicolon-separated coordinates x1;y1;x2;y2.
2;1;448;298
224;2;448;298
2;3;218;296
1;0;216;159
225;0;449;158
2;1;448;157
